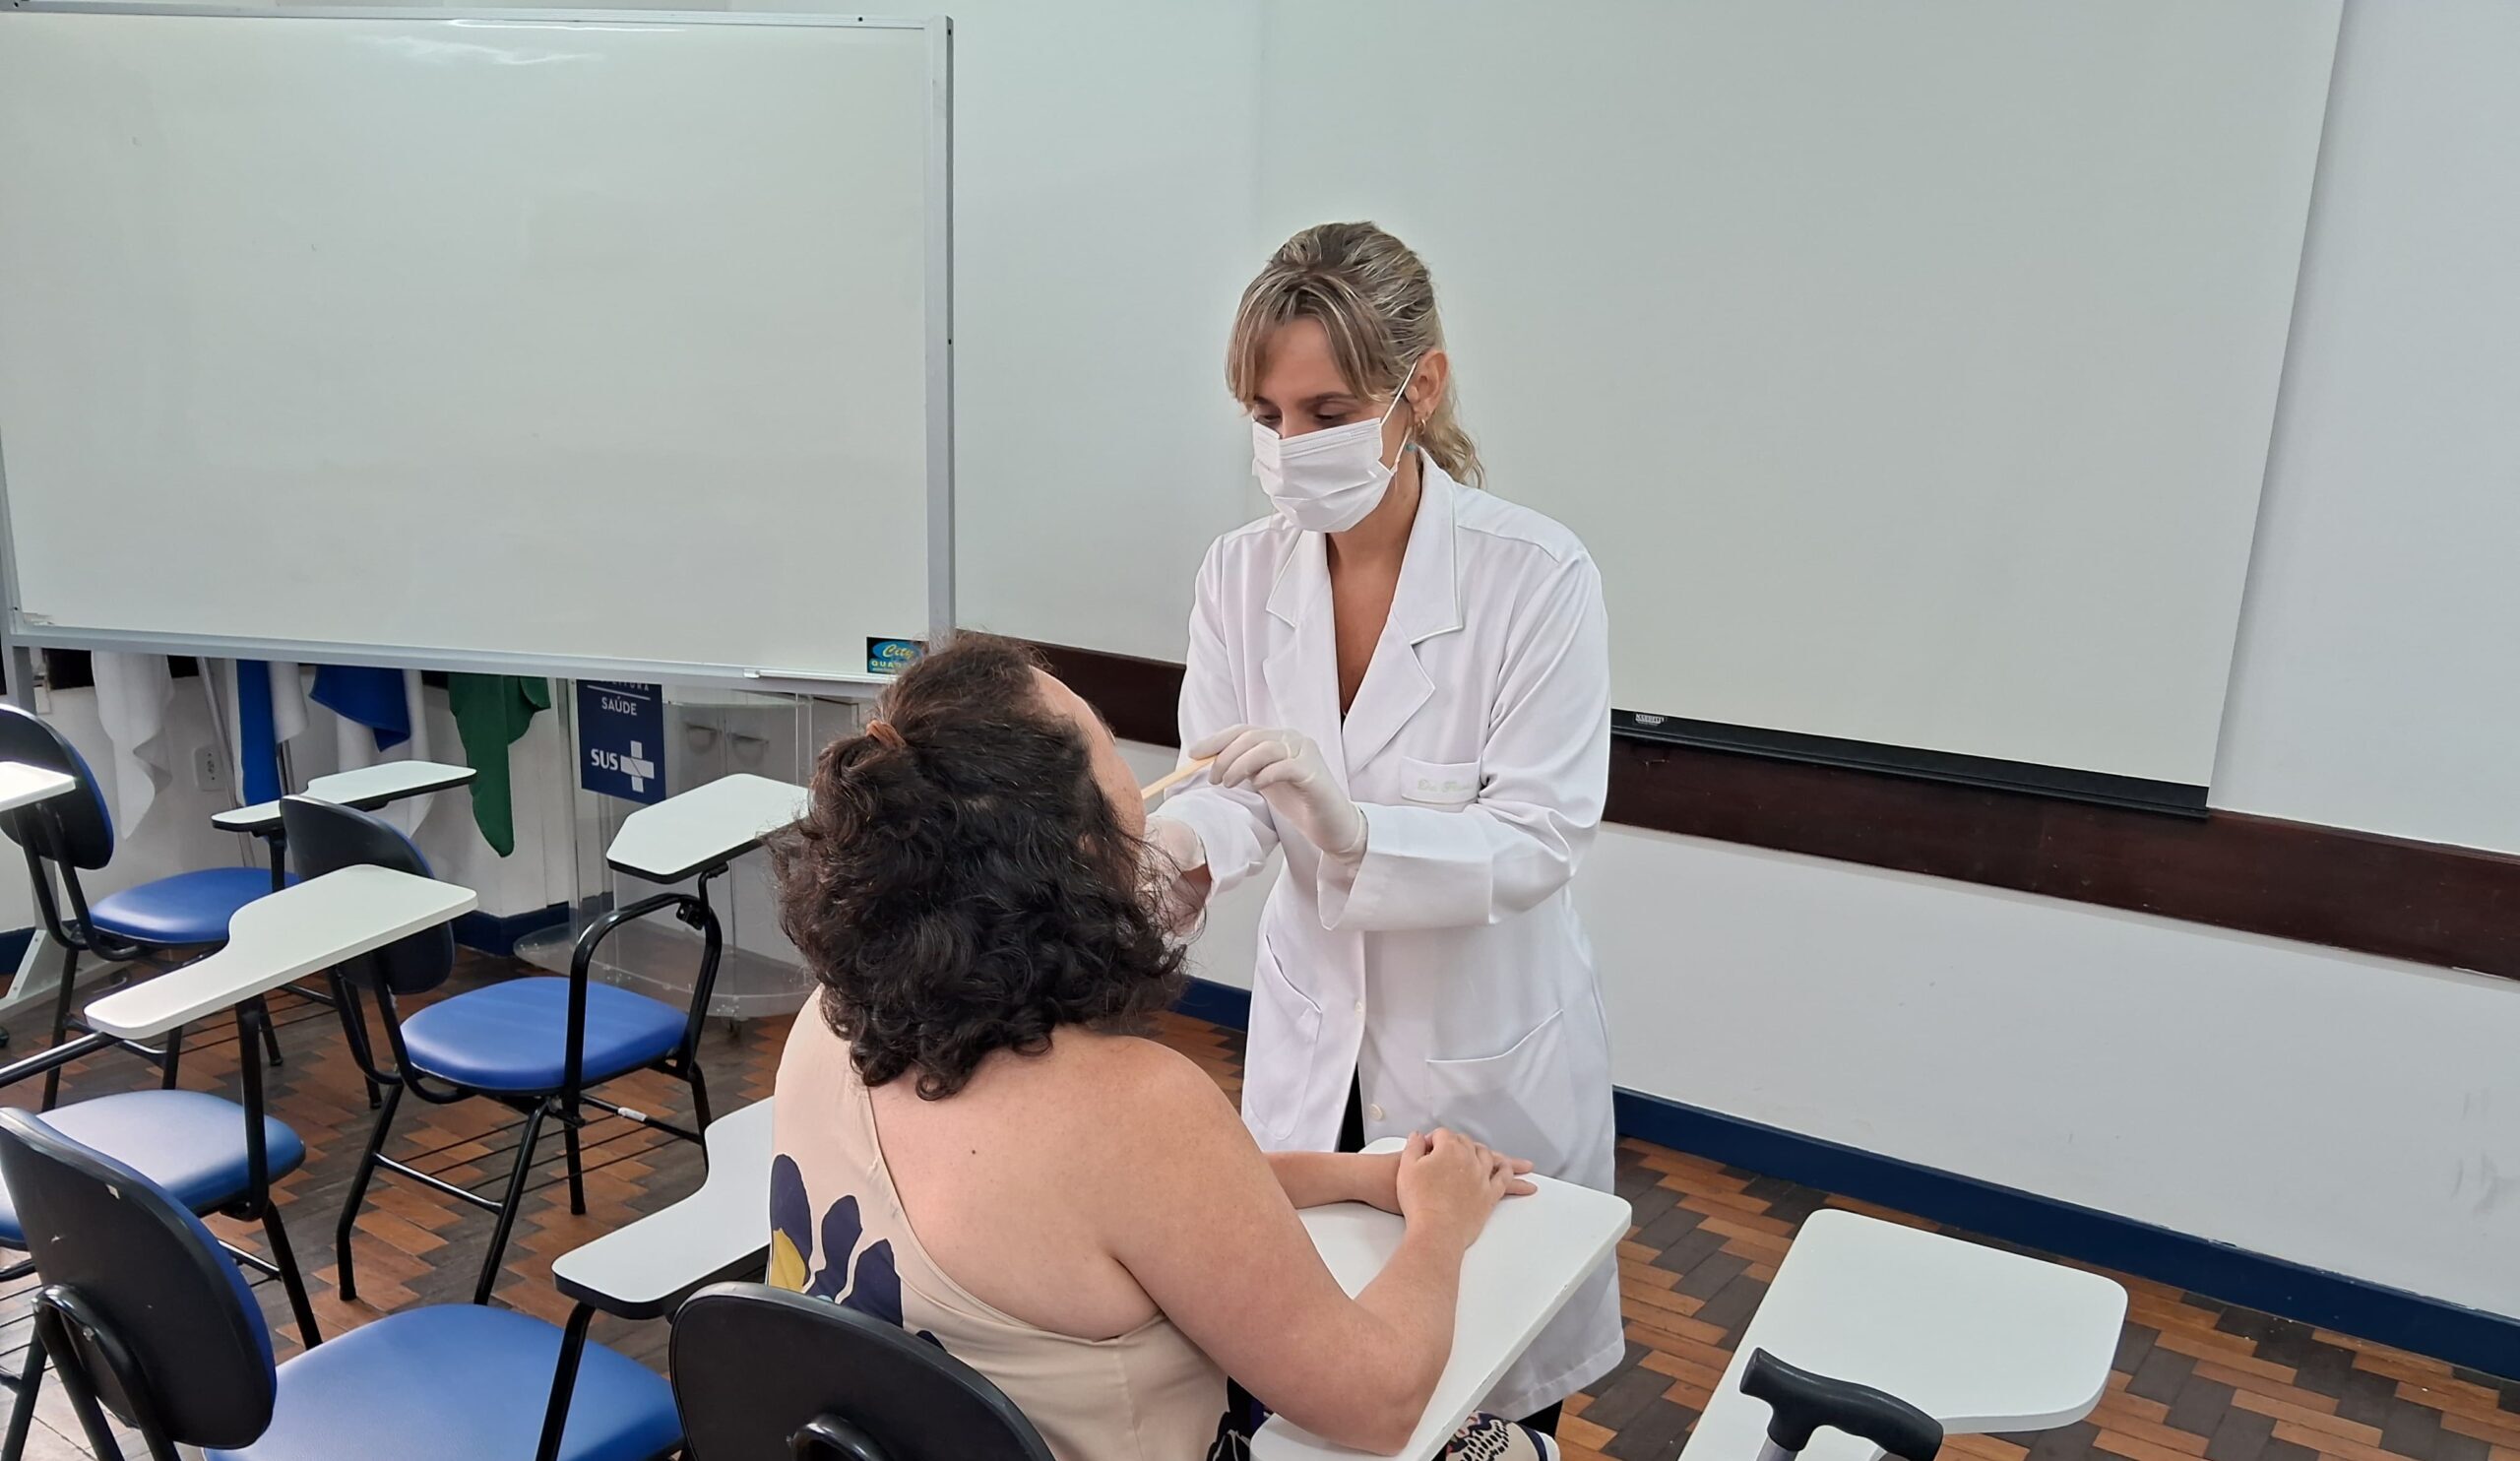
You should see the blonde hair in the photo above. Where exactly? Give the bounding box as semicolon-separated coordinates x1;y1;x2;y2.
1227;222;1483;489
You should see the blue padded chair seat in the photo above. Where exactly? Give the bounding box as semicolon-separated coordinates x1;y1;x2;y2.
88;866;285;946
0;1090;304;1246
208;1303;679;1461
401;978;685;1094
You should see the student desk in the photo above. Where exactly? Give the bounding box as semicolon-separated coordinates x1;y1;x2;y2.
80;865;478;1045
1678;1209;2126;1461
215;760;479;889
1252;1136;1632;1459
0;762;75;814
0;864;475;1091
600;772;812;885
551;1114;1632;1461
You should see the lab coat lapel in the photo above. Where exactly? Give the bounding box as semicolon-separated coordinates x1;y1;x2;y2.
1341;463;1461;772
1261;532;1350;790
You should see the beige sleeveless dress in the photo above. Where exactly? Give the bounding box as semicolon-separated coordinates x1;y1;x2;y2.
771;1015;1233;1461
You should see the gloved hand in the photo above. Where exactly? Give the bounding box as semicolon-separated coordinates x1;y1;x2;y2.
1191;725;1367;859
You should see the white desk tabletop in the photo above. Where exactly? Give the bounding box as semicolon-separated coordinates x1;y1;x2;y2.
213;759;478;832
82;865;477;1042
1254;1137;1633;1460
1677;1210;2126;1461
0;762;76;814
604;773;810;883
552;1099;776;1317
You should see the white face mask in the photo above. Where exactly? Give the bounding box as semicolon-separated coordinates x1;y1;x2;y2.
1251;358;1421;534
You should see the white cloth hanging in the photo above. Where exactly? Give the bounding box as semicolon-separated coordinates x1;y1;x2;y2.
90;653;175;838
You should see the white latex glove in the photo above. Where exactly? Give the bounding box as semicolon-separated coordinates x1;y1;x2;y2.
1192;725;1367;859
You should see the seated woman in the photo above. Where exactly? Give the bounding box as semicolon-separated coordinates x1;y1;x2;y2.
770;635;1554;1460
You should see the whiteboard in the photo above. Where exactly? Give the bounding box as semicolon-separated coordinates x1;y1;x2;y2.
1258;0;2337;791
0;7;948;688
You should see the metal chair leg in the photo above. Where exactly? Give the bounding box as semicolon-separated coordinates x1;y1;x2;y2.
261;1010;284;1069
334;1082;403;1305
329;972;385;1111
31;1309;126;1461
473;1100;549;1306
0;1321;45;1461
261;1208;322;1350
561;1101;587;1217
38;945;78;1112
158;1023;182;1091
687;1059;715;1136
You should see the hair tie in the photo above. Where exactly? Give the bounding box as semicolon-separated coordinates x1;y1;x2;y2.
865;720;907;750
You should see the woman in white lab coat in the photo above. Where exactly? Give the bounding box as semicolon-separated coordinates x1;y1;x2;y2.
1147;222;1621;1430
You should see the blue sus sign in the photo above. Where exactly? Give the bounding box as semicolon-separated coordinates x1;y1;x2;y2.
867;638;925;676
577;680;665;804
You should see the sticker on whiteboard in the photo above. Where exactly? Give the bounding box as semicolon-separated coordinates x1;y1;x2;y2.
867;639;924;675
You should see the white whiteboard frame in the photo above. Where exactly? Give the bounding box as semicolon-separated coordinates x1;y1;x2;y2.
0;4;954;697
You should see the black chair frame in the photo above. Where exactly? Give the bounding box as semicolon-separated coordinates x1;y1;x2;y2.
0;1111;636;1461
332;868;726;1307
6;821;226;1110
671;1284;1057;1461
0;713;288;1111
0;991;320;1443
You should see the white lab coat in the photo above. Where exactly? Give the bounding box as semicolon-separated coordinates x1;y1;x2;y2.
1154;461;1623;1419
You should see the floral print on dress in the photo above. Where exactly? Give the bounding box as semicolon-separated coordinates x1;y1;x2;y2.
770;1153;918;1335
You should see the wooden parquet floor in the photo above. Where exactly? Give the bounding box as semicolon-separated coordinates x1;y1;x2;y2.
2;955;2511;1461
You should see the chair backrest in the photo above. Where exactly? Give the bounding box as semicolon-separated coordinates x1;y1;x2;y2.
0;703;113;871
672;1283;1056;1461
281;794;455;994
0;1109;278;1450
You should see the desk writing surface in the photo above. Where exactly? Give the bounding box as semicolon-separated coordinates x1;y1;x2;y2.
551;1099;776;1317
212;759;477;832
604;774;810;883
1677;1210;2125;1461
308;759;476;804
0;763;75;814
1254;1137;1631;1460
81;866;476;1041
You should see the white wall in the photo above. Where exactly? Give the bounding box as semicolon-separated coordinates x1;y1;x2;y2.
1581;827;2520;1316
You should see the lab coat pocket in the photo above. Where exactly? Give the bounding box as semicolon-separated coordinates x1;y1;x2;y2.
1398;757;1480;808
1424;1009;1573;1175
1245;941;1323;1146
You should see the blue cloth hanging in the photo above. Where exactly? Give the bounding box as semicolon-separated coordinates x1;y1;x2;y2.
310;665;411;752
234;660;283;803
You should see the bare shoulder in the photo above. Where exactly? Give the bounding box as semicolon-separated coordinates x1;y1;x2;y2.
1024;1034;1247;1185
1066;1032;1240;1125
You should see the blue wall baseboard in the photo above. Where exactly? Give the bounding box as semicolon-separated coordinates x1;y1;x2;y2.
1174;975;2520;1380
455;902;572;958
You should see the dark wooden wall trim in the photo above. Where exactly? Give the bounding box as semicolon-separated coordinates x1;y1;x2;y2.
1033;641;2520;981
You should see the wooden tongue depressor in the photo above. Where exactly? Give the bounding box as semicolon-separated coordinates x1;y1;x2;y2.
1139;756;1218;802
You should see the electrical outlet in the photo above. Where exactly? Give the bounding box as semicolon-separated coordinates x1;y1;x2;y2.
194;745;223;793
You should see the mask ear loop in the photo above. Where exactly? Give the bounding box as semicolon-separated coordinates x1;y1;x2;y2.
1380;355;1425;470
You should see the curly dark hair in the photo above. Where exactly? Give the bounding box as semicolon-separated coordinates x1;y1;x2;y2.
770;634;1185;1099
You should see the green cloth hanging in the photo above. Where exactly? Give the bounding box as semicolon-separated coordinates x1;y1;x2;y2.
445;674;552;856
